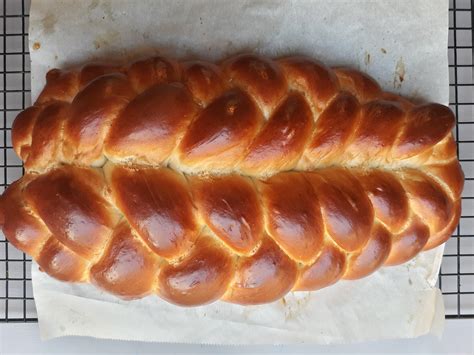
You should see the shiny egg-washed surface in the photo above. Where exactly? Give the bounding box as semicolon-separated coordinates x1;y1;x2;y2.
0;54;464;306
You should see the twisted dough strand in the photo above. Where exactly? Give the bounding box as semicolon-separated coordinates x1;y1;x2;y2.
12;54;459;176
1;54;464;306
1;163;462;305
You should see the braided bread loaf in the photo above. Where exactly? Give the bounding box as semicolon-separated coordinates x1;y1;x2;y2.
0;54;463;306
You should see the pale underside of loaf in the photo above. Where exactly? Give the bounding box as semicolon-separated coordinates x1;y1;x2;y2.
0;54;464;306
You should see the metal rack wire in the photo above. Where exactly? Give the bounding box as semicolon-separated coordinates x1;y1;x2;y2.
441;0;474;319
0;0;473;322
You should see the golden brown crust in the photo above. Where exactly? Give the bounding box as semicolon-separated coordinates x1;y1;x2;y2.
108;165;198;259
64;73;135;165
295;244;346;291
24;102;69;171
2;164;460;304
11;106;41;162
309;169;374;252
259;173;324;263
333;67;382;102
158;236;233;306
223;54;287;117
0;178;50;257
358;170;409;234
90;221;160;298
178;89;261;173
106;83;199;165
223;237;298;305
24;167;117;259
1;54;463;306
241;93;314;175
16;55;458;178
182;61;225;105
343;224;391;280
384;217;430;266
280;56;340;111
394;104;455;159
35;69;79;104
128;57;181;93
400;170;453;234
79;63;124;87
190;174;263;255
348;100;405;161
303;92;360;165
37;237;89;282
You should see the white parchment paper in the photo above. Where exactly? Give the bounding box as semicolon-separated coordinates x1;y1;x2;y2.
28;0;450;344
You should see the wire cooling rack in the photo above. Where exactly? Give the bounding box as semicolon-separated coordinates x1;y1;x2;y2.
441;0;474;319
0;0;473;322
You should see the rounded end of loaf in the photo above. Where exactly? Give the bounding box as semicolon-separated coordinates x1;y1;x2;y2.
35;69;80;105
11;106;42;164
393;103;456;160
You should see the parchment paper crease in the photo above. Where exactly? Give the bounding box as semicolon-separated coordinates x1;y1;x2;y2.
28;0;449;344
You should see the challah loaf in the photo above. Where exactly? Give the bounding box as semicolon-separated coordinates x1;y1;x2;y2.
0;54;463;306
